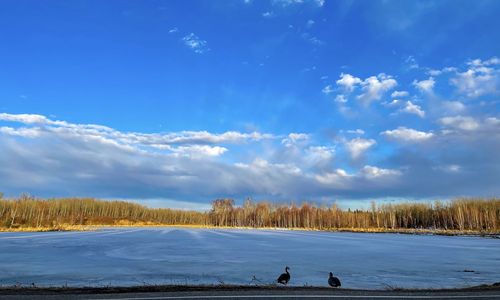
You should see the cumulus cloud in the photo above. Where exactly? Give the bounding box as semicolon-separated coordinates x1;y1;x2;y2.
413;77;435;93
316;165;401;186
314;169;352;187
336;73;362;92
442;101;466;114
382;99;401;107
439;116;480;131
381;127;434;142
468;57;500;67
391;90;409;98
281;133;309;147
2;111;500;202
305;146;335;166
427;69;442;76
345;137;376;159
361;165;401;179
182;33;209;54
0;113;52;124
322;85;334;94
168;145;228;158
399;101;425;118
0;126;41;138
450;66;498;98
357;74;397;105
331;73;397;106
0;113;274;152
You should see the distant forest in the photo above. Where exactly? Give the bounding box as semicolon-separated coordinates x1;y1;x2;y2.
0;194;498;232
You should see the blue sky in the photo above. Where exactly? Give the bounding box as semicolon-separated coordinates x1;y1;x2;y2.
1;0;499;209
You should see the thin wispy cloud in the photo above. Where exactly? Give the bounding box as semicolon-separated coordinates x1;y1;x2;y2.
182;33;209;54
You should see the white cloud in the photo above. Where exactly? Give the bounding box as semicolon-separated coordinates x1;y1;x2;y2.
235;158;302;177
0;113;274;148
346;129;365;135
439;116;480;131
391;90;409;98
357;74;397;105
262;11;274;17
427;69;442;76
182;33;209;54
468;57;500;67
305;146;335;166
316;165;401;185
2;110;500;201
334;73;397;105
442;101;466;114
382;99;401;107
450;67;498;98
443;67;458;73
315;169;352;186
0;113;51;124
169;145;228;158
306;19;315;28
399;101;425;118
281;133;309;147
413;77;435;93
336;73;362;92
168;27;178;34
322;85;334;94
427;67;457;76
361;165;401;179
345;137;376;159
0;126;41;138
381;127;434;142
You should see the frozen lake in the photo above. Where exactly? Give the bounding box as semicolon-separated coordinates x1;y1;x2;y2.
0;228;499;289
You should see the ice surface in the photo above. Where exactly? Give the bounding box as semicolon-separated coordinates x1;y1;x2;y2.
0;228;499;289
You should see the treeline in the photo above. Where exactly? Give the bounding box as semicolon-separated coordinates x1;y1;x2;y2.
0;195;499;232
0;195;208;228
209;198;499;231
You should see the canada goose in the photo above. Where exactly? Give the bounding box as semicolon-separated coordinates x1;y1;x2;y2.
328;272;341;287
277;266;290;285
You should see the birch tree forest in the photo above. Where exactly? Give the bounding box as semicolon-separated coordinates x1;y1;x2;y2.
0;194;498;232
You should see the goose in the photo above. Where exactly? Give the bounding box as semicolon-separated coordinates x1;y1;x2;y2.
328;272;341;287
277;266;290;285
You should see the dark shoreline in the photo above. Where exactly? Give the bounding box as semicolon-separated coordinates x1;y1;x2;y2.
1;282;499;296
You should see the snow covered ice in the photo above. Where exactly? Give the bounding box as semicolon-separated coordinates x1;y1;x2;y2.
0;228;499;289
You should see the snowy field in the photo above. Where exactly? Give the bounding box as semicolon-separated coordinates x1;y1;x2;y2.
0;228;499;289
